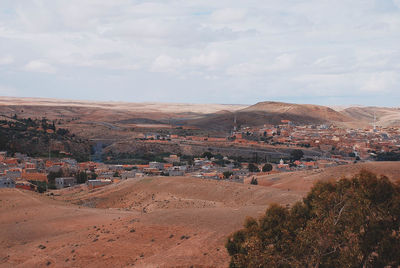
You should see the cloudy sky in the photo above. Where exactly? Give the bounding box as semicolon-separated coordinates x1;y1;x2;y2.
1;0;400;106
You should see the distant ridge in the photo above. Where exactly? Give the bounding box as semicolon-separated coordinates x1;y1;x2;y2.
186;101;353;131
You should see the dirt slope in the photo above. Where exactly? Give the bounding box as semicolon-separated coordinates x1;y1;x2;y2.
342;107;400;127
0;177;301;268
242;101;351;122
2;162;400;267
252;161;400;194
186;101;354;131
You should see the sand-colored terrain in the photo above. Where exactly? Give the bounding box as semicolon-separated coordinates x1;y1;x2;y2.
1;162;399;267
342;106;400;127
0;177;301;268
251;161;400;194
0;97;246;115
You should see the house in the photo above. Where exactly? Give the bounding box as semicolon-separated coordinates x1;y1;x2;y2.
149;162;164;170
0;151;6;161
5;169;22;180
0;177;15;188
87;179;112;189
121;171;136;179
21;172;48;183
15;181;35;191
163;155;180;163
168;166;185;176
55;177;77;189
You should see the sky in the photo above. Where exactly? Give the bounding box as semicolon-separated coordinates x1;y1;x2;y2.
0;0;400;106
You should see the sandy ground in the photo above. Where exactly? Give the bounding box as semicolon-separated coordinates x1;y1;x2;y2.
249;161;400;194
1;162;399;267
0;177;301;268
0;97;246;114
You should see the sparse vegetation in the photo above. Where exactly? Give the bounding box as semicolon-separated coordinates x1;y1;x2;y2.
376;151;400;161
250;177;258;185
0;117;90;161
262;163;273;172
223;171;233;179
248;163;260;173
226;170;400;267
290;149;304;161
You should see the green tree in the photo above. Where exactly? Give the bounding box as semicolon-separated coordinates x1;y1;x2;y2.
290;149;304;161
250;177;258;185
202;151;213;159
248;163;260;173
89;172;98;180
223;171;233;179
226;170;400;267
76;171;88;184
47;169;63;186
262;163;273;172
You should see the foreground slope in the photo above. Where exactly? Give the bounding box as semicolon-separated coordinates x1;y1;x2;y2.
0;177;301;268
2;163;399;267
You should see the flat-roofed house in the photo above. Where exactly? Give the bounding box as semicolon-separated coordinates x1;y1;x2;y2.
55;177;77;189
0;177;15;188
87;179;112;189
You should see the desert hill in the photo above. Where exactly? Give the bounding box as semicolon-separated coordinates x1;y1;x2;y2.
186;101;353;131
1;177;300;267
251;161;400;194
343;106;400;127
1;97;399;138
2;162;400;267
55;177;301;212
242;101;350;122
0;97;246;121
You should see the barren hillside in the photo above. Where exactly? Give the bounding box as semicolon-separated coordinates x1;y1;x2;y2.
342;106;400;127
186;101;354;131
0;177;300;268
243;101;351;122
2;162;400;267
251;161;400;194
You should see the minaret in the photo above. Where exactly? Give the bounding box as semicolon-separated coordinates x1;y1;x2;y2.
373;112;376;131
233;114;237;132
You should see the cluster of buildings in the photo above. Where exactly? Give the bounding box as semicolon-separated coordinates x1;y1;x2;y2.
239;122;400;159
3;121;395;192
0;147;345;192
134;121;400;161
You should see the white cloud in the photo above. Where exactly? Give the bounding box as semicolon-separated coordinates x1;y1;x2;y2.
361;72;399;92
24;60;56;74
0;55;14;65
151;55;184;73
190;51;227;68
0;0;399;105
227;54;296;76
211;8;247;23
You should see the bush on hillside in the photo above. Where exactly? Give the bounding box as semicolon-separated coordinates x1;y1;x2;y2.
226;170;400;267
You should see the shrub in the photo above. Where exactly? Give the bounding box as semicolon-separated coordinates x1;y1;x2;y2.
262;163;273;172
226;170;400;267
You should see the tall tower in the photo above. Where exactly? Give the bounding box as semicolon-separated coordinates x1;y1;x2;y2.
373;112;376;131
233;114;237;132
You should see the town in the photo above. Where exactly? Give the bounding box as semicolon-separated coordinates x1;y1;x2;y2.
2;119;399;192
